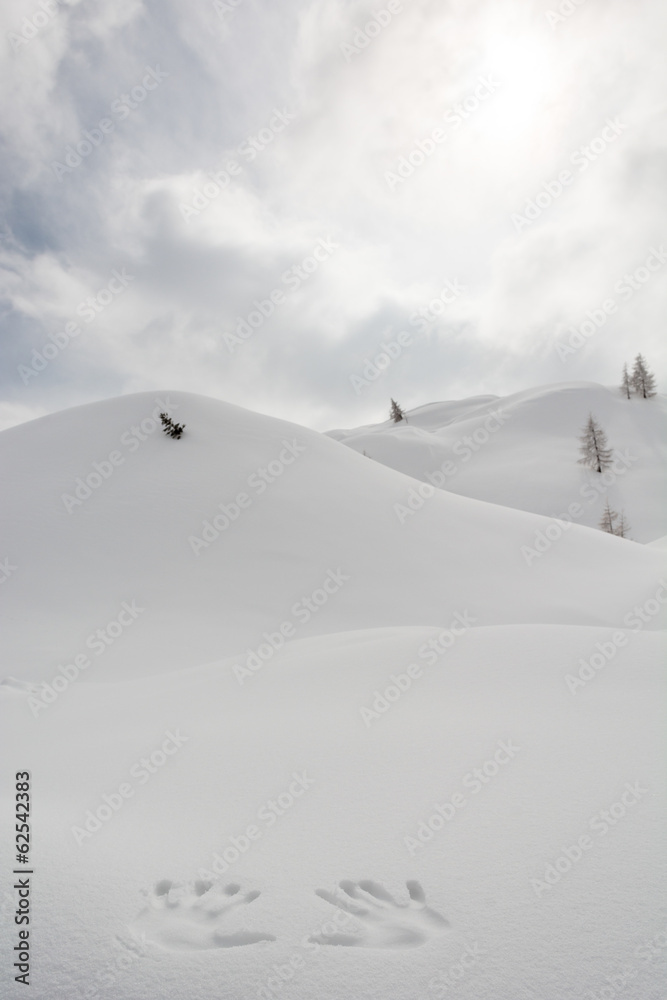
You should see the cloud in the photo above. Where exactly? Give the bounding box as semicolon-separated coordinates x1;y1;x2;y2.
1;0;666;432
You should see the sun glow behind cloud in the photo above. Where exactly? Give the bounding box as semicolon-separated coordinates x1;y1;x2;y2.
479;35;556;140
0;0;665;432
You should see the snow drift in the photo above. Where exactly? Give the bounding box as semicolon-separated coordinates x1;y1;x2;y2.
1;389;665;682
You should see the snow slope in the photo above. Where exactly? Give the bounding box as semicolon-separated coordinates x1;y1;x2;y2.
2;627;666;1000
328;383;667;543
1;391;665;682
1;389;666;1000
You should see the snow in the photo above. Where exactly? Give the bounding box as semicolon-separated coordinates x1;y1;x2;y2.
329;382;667;543
1;386;666;999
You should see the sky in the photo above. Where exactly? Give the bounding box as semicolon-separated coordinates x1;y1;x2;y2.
1;0;666;433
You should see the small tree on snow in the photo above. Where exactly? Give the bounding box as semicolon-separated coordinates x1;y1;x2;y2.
631;353;657;398
160;412;186;439
390;398;407;423
615;510;631;538
599;501;631;538
578;413;613;473
599;500;619;534
620;362;632;399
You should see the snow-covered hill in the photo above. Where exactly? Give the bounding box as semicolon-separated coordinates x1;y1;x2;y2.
328;383;667;543
1;388;665;1000
1;390;665;682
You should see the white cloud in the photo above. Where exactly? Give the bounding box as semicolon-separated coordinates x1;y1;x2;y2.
1;0;666;430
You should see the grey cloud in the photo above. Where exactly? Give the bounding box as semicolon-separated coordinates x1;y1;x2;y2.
1;0;665;432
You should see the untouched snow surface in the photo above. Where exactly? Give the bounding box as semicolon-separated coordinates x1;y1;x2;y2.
1;387;666;1000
